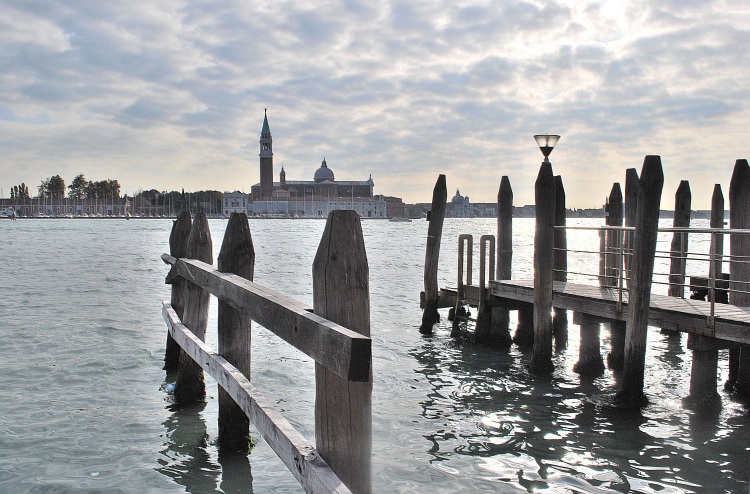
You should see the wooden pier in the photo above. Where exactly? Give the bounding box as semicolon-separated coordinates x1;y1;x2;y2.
161;210;372;494
422;156;750;409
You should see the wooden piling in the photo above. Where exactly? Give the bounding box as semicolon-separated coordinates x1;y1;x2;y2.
174;212;213;404
624;168;639;283
729;159;750;396
662;181;691;337
573;313;605;376
313;210;372;494
606;183;626;371
617;156;664;407
492;177;514;349
217;212;255;453
532;161;556;373
688;186;723;405
165;211;192;372
451;235;472;337
553;176;568;347
421;175;447;334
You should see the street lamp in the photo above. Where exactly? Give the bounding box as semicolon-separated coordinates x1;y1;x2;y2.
533;134;560;163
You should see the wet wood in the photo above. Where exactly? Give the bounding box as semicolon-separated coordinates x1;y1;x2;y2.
729;159;750;395
217;212;255;453
451;235;473;337
164;211;191;371
493;177;514;349
618;156;664;407
474;235;496;344
573;313;604;376
553;175;568;347
313;210;372;494
163;255;371;383
532;161;556;373
606;183;625;370
162;303;352;494
421;175;447;334
624;168;639;283
666;181;691;316
174;212;213;404
689;184;724;404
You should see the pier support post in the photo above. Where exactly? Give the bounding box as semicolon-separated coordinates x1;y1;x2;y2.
451;235;472;337
492;177;514;349
624;168;639;285
617;156;664;407
553;175;568;348
174;212;213;404
165;211;192;372
729;159;750;396
606;183;625;371
663;181;691;336
532;161;556;373
421;175;447;334
217;212;255;453
573;313;605;376
688;184;724;405
475;236;496;344
313;210;372;494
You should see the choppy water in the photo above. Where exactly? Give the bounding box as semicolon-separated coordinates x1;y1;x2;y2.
0;217;748;493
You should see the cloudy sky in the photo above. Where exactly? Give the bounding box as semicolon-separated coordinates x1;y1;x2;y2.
2;0;749;208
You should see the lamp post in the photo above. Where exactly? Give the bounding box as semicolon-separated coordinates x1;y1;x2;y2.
533;134;560;163
531;133;560;374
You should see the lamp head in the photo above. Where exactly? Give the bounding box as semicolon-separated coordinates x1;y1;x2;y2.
534;134;560;161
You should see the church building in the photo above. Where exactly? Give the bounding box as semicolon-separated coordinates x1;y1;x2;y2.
249;110;389;218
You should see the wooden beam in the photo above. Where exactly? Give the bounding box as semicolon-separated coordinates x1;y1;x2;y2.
164;256;371;383
421;174;448;334
162;303;352;494
164;211;191;371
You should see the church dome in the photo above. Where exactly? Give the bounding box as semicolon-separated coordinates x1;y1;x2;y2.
452;189;464;203
314;158;335;182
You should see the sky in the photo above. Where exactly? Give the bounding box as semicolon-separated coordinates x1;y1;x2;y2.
1;0;749;209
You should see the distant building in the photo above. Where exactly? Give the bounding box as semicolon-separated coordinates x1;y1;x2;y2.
223;191;249;215
446;189;474;218
249;111;396;218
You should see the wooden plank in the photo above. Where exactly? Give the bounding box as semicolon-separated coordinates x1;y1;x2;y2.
162;303;351;494
165;256;371;383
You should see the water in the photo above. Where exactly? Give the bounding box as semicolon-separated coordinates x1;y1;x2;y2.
0;217;748;493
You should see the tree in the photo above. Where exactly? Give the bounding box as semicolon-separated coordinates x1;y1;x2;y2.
68;174;88;199
48;175;65;199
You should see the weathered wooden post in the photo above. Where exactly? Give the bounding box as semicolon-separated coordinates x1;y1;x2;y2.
574;313;605;376
475;235;495;344
729;159;750;396
599;197;608;286
687;185;724;406
217;212;255;452
492;177;514;349
617;156;664;407
421;174;447;334
532;161;556;373
174;212;213;404
624;168;639;284
451;234;472;337
662;181;692;336
165;211;192;372
313;210;372;494
607;183;626;371
552;175;568;348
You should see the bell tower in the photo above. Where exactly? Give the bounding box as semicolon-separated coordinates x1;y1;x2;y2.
259;109;273;198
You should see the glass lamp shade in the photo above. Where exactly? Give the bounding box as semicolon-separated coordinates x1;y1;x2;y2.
534;134;560;158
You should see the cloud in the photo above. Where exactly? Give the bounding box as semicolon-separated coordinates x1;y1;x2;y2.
0;0;749;208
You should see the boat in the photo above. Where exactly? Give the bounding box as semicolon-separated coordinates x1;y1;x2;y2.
389;217;412;222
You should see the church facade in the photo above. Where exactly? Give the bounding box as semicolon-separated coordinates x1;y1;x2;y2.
249;111;390;218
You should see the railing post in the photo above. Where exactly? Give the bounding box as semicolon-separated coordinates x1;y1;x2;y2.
617;156;664;408
421;175;447;334
313;210;371;494
475;235;495;343
729;159;750;396
451;235;472;336
217;212;255;453
174;212;213;404
552;175;568;348
663;180;691;336
164;211;192;372
532;160;556;374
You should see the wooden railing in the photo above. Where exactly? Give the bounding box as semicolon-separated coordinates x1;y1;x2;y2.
161;210;372;494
